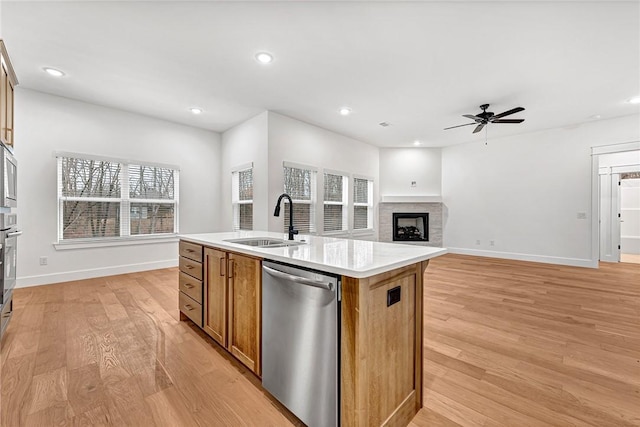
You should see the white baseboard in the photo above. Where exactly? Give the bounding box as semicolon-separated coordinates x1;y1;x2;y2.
446;247;597;268
16;259;178;288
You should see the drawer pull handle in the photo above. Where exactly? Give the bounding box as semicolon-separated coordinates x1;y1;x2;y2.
220;257;225;276
186;265;194;269
184;283;194;289
185;249;195;253
184;304;194;311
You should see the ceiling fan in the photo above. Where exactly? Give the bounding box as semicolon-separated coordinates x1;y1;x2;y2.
444;104;525;134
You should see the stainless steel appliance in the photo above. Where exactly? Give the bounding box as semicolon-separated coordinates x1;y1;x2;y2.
0;145;17;208
0;213;20;339
262;261;340;427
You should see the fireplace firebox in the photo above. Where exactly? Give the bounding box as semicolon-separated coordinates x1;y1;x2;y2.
393;213;429;242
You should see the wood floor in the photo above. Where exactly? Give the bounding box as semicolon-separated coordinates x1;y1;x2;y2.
621;253;640;264
1;254;639;426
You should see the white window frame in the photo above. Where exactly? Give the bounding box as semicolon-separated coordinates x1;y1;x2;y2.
353;175;374;233
232;163;253;231
283;161;317;234
322;169;349;235
55;152;179;248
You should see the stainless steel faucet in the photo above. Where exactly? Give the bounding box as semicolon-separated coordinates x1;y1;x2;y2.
274;193;299;241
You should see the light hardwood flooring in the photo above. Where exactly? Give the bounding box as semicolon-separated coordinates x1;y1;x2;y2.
621;253;640;264
1;254;639;426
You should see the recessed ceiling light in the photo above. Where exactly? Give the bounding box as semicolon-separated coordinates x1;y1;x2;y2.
628;96;640;104
255;52;273;64
413;140;421;146
43;67;65;77
339;107;352;116
589;114;602;120
190;107;203;114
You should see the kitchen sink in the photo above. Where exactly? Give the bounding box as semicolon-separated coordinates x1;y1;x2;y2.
224;237;306;248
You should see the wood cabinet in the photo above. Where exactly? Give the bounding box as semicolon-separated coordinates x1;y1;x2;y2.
0;40;18;149
202;247;262;375
203;247;227;346
178;241;203;326
227;252;261;375
341;261;428;427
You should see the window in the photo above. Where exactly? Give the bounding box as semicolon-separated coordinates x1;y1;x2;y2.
283;163;316;234
232;166;253;231
353;176;373;230
57;154;178;241
323;172;348;233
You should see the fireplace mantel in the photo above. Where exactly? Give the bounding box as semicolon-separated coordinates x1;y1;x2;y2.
380;195;442;203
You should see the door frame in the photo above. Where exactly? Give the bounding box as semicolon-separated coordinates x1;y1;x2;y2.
591;141;640;265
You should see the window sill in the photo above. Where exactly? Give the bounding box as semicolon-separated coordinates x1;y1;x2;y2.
352;229;375;236
54;234;179;250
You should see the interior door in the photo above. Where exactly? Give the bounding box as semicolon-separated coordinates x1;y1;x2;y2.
599;173;621;262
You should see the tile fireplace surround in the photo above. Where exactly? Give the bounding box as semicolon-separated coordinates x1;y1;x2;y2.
379;202;443;247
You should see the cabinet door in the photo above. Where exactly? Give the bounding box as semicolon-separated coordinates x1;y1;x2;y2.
6;77;13;146
203;247;227;346
0;63;6;144
227;253;261;375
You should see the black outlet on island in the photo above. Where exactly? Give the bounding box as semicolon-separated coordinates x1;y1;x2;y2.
387;286;401;307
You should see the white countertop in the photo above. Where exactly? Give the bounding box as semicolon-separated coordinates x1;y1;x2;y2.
180;231;447;278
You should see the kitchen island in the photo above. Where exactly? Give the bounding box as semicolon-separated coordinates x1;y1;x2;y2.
178;231;446;427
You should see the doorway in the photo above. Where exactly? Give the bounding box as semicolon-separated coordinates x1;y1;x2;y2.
596;148;640;263
620;173;640;264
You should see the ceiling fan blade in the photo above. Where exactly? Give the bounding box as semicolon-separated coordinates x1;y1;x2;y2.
462;114;482;121
473;124;485;134
492;119;525;123
443;122;476;130
492;107;525;119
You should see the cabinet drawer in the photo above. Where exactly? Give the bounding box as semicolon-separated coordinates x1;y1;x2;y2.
1;291;13;338
179;292;202;326
179;272;202;304
179;241;203;263
180;256;203;281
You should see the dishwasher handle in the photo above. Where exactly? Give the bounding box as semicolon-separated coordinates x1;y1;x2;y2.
263;265;334;291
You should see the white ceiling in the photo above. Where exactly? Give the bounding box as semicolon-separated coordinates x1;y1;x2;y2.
2;1;639;148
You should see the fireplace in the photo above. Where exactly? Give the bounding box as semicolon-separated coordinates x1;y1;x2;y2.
393;213;429;242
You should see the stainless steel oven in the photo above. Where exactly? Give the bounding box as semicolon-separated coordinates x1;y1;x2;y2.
1;213;20;304
1;145;17;208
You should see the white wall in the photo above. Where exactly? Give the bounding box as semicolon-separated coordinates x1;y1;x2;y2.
221;112;269;231
442;114;640;267
15;88;222;286
266;112;380;238
379;148;441;197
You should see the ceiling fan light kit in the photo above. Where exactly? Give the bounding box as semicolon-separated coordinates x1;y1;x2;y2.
444;104;525;134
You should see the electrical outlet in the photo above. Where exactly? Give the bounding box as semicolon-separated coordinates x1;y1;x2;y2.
411;181;417;187
475;240;481;245
577;212;587;220
490;240;495;246
39;256;48;266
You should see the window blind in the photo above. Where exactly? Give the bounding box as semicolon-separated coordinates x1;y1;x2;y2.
323;172;347;233
57;155;178;241
353;177;373;230
283;165;316;234
232;167;253;231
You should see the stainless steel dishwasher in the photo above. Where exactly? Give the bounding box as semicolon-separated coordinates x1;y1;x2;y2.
262;261;340;427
